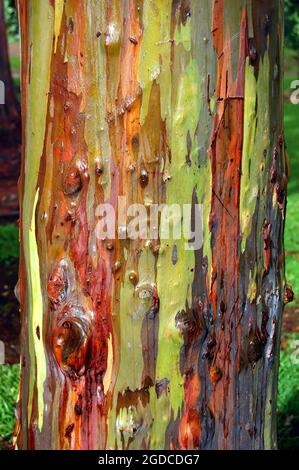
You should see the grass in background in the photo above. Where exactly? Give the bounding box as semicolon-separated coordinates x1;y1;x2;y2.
0;365;19;441
0;224;19;266
277;48;299;450
277;336;299;450
284;49;299;304
0;225;19;445
9;55;20;72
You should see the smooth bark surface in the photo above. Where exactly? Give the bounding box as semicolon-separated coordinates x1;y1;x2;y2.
16;0;286;450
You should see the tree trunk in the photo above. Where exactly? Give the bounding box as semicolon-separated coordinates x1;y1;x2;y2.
0;0;19;128
16;0;287;450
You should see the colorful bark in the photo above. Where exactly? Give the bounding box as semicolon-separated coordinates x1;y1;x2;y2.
16;0;286;450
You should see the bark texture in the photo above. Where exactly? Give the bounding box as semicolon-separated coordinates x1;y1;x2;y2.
0;0;19;127
16;0;287;450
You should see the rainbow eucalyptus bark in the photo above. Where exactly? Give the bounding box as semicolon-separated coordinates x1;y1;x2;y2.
0;0;19;127
16;0;287;450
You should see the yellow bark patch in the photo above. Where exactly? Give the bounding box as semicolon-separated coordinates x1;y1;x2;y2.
139;0;172;125
240;54;270;252
54;0;64;53
29;189;47;431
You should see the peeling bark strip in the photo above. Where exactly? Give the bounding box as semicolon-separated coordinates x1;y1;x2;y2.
16;0;285;450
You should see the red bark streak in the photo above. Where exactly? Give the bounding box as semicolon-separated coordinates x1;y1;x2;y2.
30;0;113;449
208;2;248;446
47;260;68;306
263;222;272;274
15;0;31;448
283;285;294;304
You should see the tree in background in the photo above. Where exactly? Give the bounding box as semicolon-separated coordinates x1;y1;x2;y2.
285;0;299;54
16;0;287;450
0;0;19;129
3;0;19;43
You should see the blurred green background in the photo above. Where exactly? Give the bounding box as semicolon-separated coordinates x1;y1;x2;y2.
0;0;299;450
